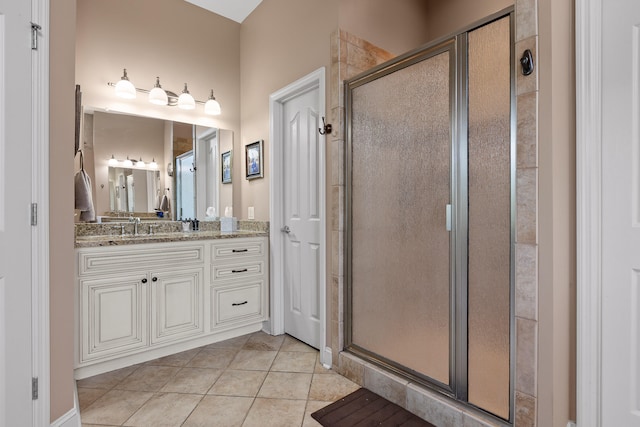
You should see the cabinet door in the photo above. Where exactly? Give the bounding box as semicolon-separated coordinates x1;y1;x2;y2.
80;275;148;363
151;267;204;344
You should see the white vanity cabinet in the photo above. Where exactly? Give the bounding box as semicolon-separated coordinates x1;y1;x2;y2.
75;236;269;379
210;238;269;330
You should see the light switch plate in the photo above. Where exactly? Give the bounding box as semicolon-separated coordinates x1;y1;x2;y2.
248;206;255;220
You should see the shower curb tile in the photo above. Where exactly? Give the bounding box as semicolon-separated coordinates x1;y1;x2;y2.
515;391;537;427
406;382;463;427
363;363;408;407
462;411;504;427
337;352;365;385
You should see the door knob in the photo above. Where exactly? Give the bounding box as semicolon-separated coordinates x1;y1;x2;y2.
281;225;290;234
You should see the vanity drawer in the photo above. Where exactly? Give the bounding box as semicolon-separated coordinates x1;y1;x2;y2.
212;281;267;328
211;260;266;283
211;238;266;261
78;243;205;276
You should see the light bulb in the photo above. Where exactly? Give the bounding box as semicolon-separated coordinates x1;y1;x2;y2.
149;158;158;169
137;158;145;168
123;156;133;167
204;90;221;115
108;154;118;166
178;83;195;110
148;77;168;105
114;68;136;99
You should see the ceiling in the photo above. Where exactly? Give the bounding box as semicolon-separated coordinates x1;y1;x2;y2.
184;0;263;23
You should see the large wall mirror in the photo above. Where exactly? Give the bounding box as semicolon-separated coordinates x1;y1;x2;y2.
83;109;234;221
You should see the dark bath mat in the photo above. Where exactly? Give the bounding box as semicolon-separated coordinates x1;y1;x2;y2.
311;387;436;427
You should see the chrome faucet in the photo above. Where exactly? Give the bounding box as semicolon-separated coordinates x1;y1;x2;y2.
129;216;141;236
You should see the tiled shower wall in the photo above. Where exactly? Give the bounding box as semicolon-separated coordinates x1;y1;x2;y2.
329;1;539;426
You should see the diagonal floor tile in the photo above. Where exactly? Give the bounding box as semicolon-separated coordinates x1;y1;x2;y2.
258;372;312;400
242;398;306;427
114;365;181;392
308;372;360;402
77;387;109;411
182;395;253;427
281;336;317;353
302;400;328;427
123;392;202;426
186;347;238;369
243;332;285;351
207;369;267;397
160;367;223;394
204;334;251;349
228;349;277;371
271;351;318;373
76;364;139;390
80;389;153;425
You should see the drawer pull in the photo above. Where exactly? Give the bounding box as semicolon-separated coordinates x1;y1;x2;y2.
141;278;147;284
232;268;248;273
232;301;248;306
232;249;248;253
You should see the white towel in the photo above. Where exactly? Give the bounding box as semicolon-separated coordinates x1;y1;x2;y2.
160;194;169;212
74;169;95;221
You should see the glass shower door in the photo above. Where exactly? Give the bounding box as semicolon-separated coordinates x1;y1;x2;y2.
347;42;455;387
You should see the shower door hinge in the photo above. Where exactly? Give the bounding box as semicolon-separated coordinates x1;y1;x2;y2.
31;203;37;226
32;377;38;400
31;23;42;50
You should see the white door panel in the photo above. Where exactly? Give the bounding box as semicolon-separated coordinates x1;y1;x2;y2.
602;1;640;424
0;1;34;425
283;88;322;348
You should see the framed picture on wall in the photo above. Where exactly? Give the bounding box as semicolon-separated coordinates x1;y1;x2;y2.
221;150;232;184
245;140;263;180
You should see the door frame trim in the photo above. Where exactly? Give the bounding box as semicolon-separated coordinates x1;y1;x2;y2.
32;0;50;424
576;0;603;425
268;67;329;366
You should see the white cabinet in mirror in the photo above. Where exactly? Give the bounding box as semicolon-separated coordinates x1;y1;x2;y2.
82;109;234;221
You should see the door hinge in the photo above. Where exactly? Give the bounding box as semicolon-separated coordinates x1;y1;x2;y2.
31;203;37;226
32;377;38;400
31;22;41;50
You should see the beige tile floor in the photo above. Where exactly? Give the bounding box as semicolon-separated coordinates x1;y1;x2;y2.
77;332;360;427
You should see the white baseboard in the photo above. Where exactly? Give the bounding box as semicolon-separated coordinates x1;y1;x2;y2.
567;421;577;427
50;384;81;427
322;346;332;369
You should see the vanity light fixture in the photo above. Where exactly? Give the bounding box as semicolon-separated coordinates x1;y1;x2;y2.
109;69;222;115
114;68;136;99
107;155;159;171
178;83;196;110
204;90;221;116
148;77;168;106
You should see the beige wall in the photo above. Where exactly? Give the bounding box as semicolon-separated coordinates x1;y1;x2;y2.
338;0;431;55
538;0;576;424
239;0;339;221
426;0;514;42
50;0;77;421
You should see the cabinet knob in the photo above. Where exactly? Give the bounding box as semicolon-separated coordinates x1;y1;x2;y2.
152;277;158;282
141;278;147;283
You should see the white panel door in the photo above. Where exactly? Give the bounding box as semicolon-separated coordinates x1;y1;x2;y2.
0;1;33;424
282;87;322;348
602;0;640;424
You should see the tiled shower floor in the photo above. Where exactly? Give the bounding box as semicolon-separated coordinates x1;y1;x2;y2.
77;332;359;427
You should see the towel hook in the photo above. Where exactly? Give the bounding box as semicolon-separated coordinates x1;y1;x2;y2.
318;117;332;136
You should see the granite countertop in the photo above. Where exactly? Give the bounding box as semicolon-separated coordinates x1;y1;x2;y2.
75;220;270;248
75;230;269;248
